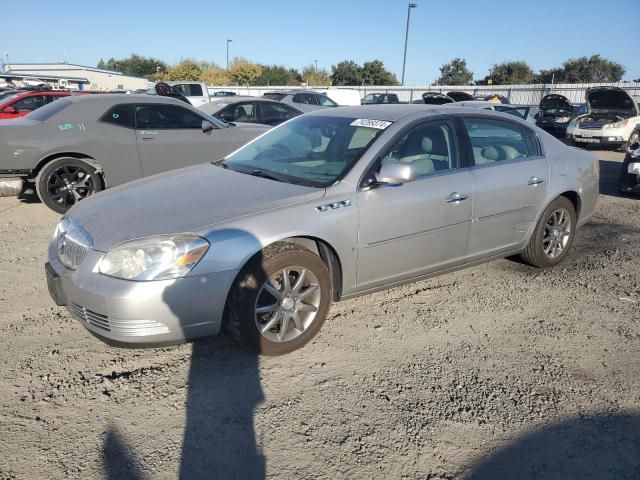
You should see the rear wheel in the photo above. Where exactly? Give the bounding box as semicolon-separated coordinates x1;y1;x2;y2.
36;158;102;213
225;242;332;355
519;196;576;268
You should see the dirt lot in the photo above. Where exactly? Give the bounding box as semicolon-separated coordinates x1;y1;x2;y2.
0;149;639;479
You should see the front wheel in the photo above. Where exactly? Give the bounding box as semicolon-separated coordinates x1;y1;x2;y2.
36;158;103;213
225;242;332;355
519;196;576;268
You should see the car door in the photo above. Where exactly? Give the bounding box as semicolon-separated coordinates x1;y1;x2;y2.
462;116;549;258
135;103;234;177
356;119;473;289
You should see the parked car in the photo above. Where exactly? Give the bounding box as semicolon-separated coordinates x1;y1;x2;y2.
534;94;574;136
262;90;338;112
315;88;361;106
619;126;640;194
45;105;598;355
167;81;214;107
444;101;532;122
199;98;302;126
447;91;474;102
212;91;237;97
0;94;269;213
566;86;640;150
361;93;400;105
420;92;455;105
0;90;72;119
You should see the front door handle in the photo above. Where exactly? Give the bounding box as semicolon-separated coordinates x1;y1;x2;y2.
446;192;468;203
528;176;544;186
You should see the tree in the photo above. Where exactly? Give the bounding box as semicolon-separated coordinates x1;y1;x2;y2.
331;61;362;86
166;60;202;81
360;60;398;86
436;58;473;85
99;54;167;78
254;65;301;86
561;55;624;83
480;60;534;85
302;65;331;86
228;57;262;86
96;58;106;70
533;67;565;84
200;67;230;86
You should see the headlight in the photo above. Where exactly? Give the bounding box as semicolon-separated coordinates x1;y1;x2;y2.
569;118;578;128
628;162;640;174
604;119;628;129
99;234;209;281
555;116;570;123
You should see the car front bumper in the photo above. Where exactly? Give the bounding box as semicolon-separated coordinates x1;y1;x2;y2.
46;243;238;346
619;162;640;194
536;122;569;136
566;128;626;147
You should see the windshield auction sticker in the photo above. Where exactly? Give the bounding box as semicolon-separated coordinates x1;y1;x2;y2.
350;119;393;129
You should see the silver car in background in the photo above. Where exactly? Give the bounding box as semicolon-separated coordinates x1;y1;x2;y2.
0;94;269;212
46;105;599;355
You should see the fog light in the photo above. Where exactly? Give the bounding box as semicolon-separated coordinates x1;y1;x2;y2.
608;136;622;142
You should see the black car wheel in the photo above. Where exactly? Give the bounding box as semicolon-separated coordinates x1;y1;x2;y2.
36;158;103;213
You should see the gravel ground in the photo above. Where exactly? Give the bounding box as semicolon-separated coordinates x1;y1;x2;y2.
0;149;639;479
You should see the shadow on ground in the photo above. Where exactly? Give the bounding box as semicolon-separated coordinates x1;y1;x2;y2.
468;413;640;479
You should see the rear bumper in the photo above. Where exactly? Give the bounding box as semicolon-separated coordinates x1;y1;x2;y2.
46;243;238;346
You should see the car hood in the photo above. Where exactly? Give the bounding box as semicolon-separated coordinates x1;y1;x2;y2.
539;94;572;113
586;87;638;114
68;163;325;251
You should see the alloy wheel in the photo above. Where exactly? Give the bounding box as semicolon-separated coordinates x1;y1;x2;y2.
254;266;322;343
47;165;97;210
542;208;572;259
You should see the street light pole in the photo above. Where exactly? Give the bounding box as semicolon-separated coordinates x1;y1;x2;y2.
314;60;318;73
401;3;417;86
226;39;232;70
4;52;10;72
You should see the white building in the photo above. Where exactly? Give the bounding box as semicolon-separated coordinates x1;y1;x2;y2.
3;63;153;91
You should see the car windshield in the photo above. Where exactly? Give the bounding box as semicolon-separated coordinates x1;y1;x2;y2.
26;99;72;121
222;115;388;187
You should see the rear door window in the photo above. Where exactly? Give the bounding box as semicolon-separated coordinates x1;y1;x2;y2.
463;118;529;165
173;84;203;97
259;102;299;125
12;95;49;112
293;93;318;105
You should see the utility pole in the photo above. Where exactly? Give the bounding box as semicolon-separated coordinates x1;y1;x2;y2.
226;39;233;70
4;52;10;72
314;60;318;74
401;3;417;86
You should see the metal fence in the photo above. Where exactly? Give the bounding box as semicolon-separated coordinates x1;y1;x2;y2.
209;82;640;106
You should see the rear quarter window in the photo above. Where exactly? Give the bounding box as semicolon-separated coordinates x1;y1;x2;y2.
26;99;72;121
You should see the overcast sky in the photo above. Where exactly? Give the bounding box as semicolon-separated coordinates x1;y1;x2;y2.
3;0;639;83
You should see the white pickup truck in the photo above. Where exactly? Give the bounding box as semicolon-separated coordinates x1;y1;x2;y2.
167;81;213;107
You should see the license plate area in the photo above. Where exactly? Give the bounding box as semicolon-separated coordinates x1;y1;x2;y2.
45;262;67;306
576;137;600;143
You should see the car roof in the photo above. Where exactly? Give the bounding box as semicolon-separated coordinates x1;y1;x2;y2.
303;104;534;125
62;93;189;107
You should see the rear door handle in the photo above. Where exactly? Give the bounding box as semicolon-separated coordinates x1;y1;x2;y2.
446;192;468;203
528;176;544;186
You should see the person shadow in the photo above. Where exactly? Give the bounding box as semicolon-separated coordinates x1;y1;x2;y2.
467;413;640;479
103;231;266;479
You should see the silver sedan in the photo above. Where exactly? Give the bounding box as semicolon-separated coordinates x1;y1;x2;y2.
46;105;599;355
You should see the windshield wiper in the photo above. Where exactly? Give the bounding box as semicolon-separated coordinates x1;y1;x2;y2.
244;169;290;183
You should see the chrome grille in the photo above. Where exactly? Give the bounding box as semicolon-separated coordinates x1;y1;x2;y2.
57;218;92;270
69;303;170;336
70;303;110;331
578;119;604;130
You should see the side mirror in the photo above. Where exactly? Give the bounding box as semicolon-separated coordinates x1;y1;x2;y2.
3;106;18;114
375;162;416;185
202;120;215;134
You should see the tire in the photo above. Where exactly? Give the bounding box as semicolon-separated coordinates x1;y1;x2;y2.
224;242;332;356
35;158;103;214
519;196;576;268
